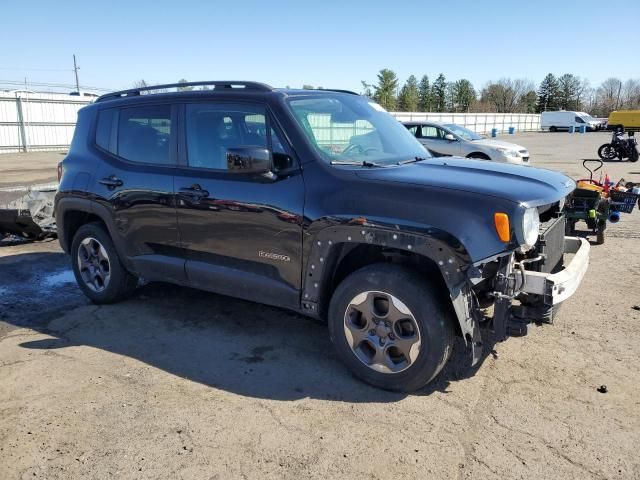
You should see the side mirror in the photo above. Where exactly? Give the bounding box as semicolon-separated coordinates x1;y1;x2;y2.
444;133;456;142
226;147;271;174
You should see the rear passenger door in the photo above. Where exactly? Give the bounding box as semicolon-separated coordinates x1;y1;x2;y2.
174;101;305;309
92;103;185;283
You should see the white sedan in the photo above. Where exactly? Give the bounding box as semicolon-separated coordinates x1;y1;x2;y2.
403;121;530;164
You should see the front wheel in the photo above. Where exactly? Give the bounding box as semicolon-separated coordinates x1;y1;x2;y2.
328;263;455;392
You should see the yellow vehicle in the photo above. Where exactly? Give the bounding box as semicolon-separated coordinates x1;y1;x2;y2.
608;110;640;132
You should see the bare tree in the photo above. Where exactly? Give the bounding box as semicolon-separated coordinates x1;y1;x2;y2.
592;78;623;115
481;78;534;113
622;79;640;109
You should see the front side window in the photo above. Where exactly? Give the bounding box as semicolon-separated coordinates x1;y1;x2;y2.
117;105;172;164
575;116;585;123
443;124;483;141
185;104;263;170
287;94;430;165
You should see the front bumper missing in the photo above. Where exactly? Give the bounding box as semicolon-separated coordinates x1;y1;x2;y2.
518;237;590;306
491;236;590;343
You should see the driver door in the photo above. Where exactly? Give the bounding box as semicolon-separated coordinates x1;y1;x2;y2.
174;101;305;310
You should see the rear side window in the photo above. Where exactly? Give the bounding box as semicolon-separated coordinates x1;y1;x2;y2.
118;105;172;164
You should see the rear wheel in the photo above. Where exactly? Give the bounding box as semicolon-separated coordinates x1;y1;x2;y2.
70;222;137;303
550;126;557;132
328;263;455;392
598;144;617;160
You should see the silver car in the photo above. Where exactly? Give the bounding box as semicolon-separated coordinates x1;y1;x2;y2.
403;122;530;164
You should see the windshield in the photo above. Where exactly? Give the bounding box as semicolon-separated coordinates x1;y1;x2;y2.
286;95;430;165
443;124;483;141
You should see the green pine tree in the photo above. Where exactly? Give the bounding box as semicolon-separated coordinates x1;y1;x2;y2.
418;75;431;112
373;69;399;111
536;73;559;112
432;74;447;112
398;75;420;112
451;79;476;112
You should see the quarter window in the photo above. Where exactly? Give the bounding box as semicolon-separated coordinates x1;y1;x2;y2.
95;108;117;152
117;105;172;164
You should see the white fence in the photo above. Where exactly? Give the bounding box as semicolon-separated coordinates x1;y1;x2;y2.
0;92;92;153
0;92;542;154
391;112;541;134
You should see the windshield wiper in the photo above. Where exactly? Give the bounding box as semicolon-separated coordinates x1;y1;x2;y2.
330;160;385;167
398;156;428;165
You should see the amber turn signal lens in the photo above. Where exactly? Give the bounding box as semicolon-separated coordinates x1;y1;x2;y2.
494;213;510;242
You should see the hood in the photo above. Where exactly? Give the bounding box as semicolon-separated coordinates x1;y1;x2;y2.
355;157;574;207
470;138;527;151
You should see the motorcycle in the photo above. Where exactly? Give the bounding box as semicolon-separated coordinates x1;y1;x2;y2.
598;129;639;162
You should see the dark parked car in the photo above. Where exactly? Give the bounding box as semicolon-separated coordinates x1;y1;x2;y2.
55;81;590;391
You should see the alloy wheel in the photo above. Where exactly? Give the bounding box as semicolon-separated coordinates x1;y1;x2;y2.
77;237;111;292
343;291;422;373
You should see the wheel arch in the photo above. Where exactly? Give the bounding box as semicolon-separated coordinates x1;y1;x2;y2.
55;197;130;268
302;225;480;357
466;151;491;160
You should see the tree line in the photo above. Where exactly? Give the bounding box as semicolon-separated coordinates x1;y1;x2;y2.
132;75;640;117
357;70;640;116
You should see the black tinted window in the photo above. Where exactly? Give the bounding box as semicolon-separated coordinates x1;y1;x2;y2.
117;105;172;164
95;109;116;152
186;103;267;170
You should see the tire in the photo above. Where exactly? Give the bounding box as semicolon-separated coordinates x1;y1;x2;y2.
550;126;557;132
565;218;577;236
467;152;490;160
70;222;137;303
328;263;455;392
596;221;606;245
630;147;639;162
597;144;617;160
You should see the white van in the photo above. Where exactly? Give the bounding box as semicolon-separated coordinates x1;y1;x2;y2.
541;111;600;132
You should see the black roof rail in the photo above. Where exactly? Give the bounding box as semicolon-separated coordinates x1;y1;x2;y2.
318;88;360;95
96;81;273;102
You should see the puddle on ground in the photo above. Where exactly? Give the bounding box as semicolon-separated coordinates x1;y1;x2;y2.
41;270;75;287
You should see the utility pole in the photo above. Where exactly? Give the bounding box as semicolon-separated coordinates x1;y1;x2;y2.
73;54;80;93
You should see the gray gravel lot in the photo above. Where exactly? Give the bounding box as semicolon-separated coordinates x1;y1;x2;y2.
1;131;639;479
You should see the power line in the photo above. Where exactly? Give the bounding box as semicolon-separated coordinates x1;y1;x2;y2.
0;79;114;92
0;67;74;72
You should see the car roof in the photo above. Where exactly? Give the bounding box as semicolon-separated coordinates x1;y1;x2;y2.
402;120;447;126
94;81;360;106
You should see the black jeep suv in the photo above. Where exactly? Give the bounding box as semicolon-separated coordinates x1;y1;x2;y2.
55;81;590;391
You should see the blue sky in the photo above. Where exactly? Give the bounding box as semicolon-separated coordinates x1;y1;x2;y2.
1;0;638;93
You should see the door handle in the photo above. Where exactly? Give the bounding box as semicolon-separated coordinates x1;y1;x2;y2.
99;175;123;189
179;185;209;198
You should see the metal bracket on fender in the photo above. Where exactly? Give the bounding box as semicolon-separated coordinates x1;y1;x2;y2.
302;224;482;364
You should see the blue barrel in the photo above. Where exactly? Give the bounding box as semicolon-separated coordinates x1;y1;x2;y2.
579;125;587;134
491;128;497;138
569;125;575;133
508;127;515;134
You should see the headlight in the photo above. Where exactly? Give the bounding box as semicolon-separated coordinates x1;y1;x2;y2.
496;147;519;157
522;207;540;248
